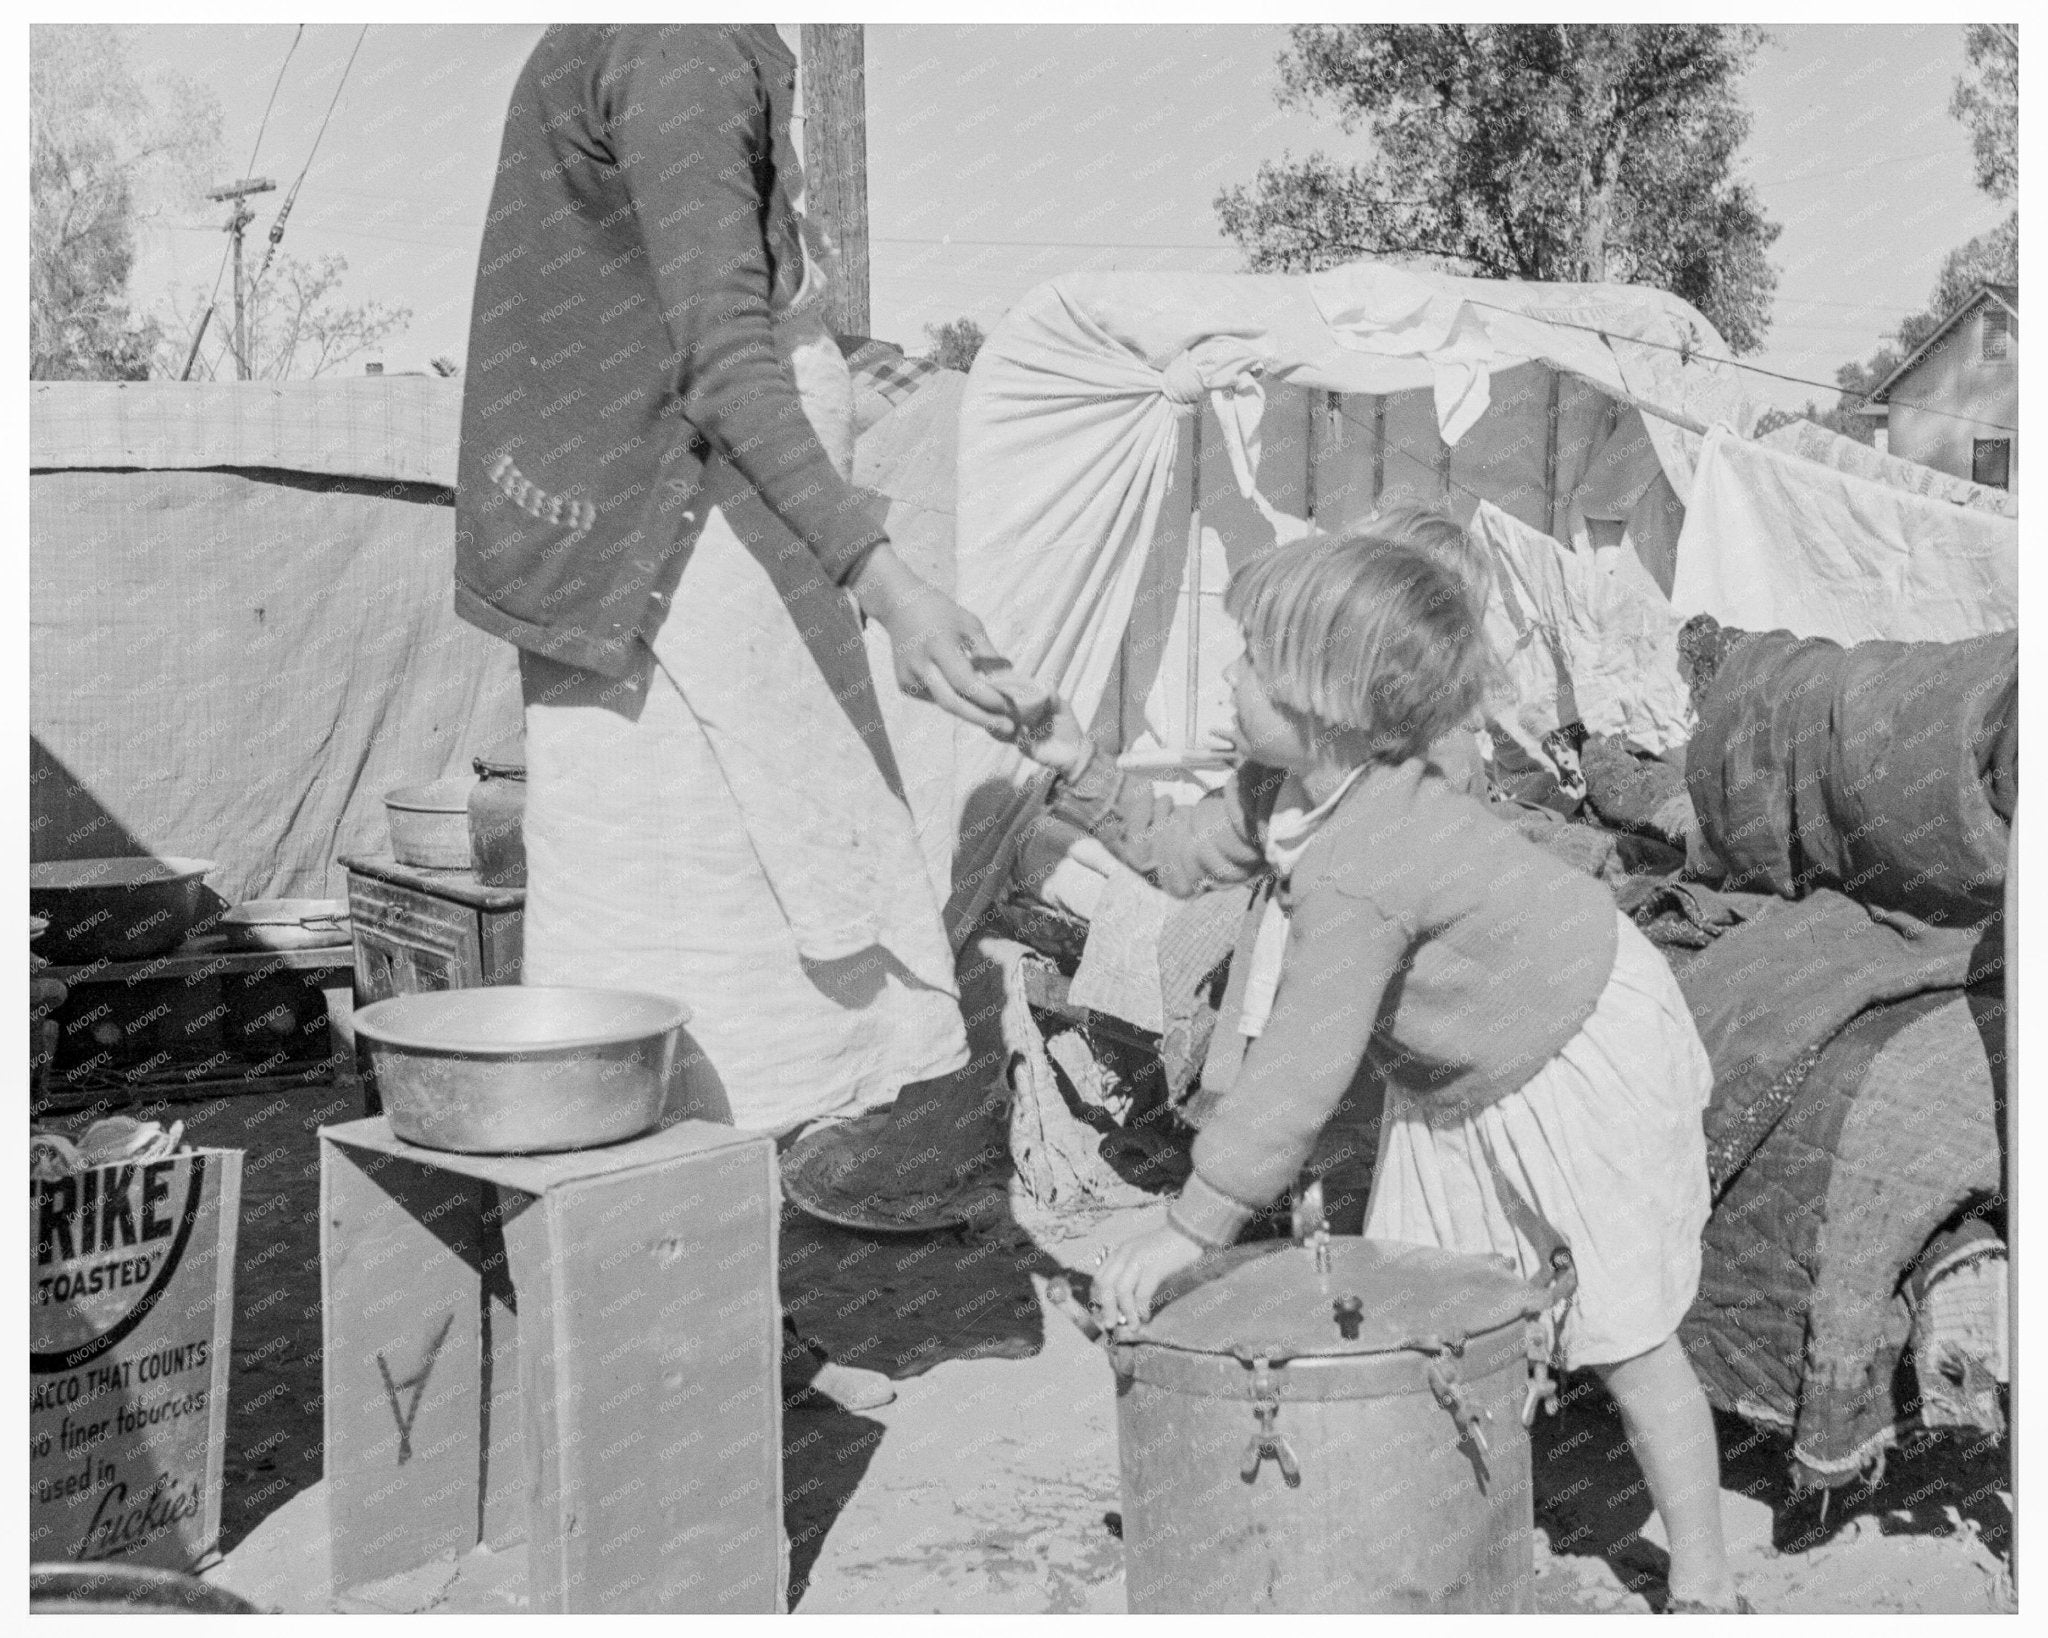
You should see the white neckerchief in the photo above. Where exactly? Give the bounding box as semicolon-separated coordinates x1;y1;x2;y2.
1237;765;1367;1040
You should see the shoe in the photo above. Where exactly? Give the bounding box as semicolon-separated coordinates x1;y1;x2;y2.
797;1359;897;1413
781;1319;896;1411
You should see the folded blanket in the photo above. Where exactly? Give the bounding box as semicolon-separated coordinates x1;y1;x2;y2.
1617;876;1756;952
1490;796;1629;886
1629;868;2006;1485
1667;889;1995;1192
1684;989;2001;1487
1685;622;2017;927
1580;733;1694;847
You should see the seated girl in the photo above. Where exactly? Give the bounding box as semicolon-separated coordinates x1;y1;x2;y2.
1016;527;1743;1612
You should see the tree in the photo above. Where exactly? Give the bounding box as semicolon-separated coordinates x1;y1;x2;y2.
163;252;412;381
922;317;985;373
1215;25;1782;353
30;25;220;379
1822;27;2018;442
1951;25;2017;204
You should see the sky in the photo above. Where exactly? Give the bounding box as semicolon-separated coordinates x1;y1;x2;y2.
116;22;2008;415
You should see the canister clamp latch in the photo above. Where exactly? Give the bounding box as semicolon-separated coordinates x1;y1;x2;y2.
1424;1348;1493;1480
1238;1353;1302;1488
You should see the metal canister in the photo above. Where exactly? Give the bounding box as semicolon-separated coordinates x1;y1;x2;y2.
1086;1232;1574;1613
467;735;527;889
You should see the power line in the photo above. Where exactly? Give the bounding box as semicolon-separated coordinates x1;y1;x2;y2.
1750;145;1957;191
1334;404;1499;515
184;24;302;380
1773;296;1921;313
168;219;476;252
875;234;1236;251
250;25;371;297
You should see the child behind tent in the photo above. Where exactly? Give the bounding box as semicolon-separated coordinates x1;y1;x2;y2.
1357;504;1497;797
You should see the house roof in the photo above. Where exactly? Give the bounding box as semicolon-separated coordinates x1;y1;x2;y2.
1864;282;2019;407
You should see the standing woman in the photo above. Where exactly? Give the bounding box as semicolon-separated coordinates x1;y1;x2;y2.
455;23;1014;1403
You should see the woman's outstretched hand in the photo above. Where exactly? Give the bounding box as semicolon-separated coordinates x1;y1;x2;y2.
849;544;1014;736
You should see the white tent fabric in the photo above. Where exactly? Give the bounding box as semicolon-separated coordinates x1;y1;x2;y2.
30;380;510;906
1671;428;2020;647
1470;502;1695;761
1761;417;2018;519
943;260;1753;939
1560;408;1687;597
28;377;459;488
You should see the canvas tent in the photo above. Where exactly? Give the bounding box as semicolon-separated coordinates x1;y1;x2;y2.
937;259;2019;942
29;377;522;908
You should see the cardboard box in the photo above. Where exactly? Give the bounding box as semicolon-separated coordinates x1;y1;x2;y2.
30;1147;242;1568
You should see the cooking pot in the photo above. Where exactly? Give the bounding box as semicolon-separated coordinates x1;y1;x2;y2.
352;986;689;1154
384;777;477;871
29;857;215;965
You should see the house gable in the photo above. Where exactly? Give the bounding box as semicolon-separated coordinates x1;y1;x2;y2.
1864;283;2019;411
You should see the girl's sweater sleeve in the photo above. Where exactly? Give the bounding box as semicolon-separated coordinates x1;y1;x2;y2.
1048;750;1280;899
1169;882;1412;1247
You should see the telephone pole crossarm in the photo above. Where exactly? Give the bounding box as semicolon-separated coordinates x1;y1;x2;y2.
206;176;278;380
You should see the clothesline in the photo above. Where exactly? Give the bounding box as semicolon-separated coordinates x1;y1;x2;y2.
1459;295;2020;436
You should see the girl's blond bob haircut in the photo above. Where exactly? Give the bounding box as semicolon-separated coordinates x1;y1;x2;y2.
1357;502;1495;618
1223;531;1495;766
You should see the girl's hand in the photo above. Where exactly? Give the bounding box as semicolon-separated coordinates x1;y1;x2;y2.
1092;1223;1205;1329
1005;688;1093;779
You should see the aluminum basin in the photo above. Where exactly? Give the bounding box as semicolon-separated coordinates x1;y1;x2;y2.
29;857;215;964
353;986;689;1154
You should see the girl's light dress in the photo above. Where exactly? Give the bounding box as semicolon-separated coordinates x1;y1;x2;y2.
1365;910;1714;1369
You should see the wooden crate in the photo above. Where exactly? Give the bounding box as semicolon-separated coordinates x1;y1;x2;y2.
319;1118;783;1613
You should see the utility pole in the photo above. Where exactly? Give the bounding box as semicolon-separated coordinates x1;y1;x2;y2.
798;25;870;337
206;176;276;380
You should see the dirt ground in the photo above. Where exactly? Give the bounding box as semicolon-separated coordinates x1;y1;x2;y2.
95;1078;2012;1614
